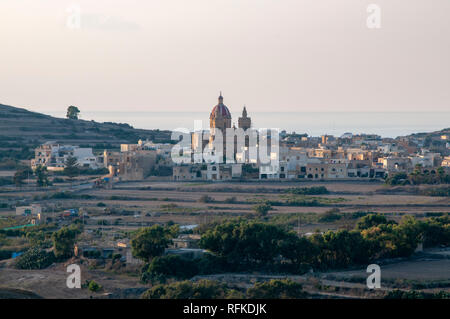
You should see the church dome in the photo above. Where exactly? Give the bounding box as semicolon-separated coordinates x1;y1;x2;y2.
210;93;231;119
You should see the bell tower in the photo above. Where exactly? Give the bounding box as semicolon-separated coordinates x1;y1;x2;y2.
238;106;251;130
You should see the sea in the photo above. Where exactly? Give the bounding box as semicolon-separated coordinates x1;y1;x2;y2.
45;111;450;138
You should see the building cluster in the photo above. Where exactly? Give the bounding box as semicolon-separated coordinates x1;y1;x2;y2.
31;140;173;182
30;95;450;182
173;94;450;181
31;143;103;171
102;140;172;181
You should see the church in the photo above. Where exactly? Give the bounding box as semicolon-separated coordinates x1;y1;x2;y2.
209;92;251;132
207;93;252;161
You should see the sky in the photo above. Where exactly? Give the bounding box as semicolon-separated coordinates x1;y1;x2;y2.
0;0;449;114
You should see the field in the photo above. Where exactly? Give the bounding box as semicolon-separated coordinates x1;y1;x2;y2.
0;179;449;298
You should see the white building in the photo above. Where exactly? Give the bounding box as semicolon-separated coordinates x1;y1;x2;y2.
31;143;103;171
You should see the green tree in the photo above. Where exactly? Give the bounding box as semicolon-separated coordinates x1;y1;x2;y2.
66;105;80;120
64;156;79;179
309;230;371;269
52;227;80;259
34;165;50;187
279;234;318;272
131;225;173;262
141;255;199;283
15;247;55;270
421;216;450;247
360;217;422;259
253;202;272;218
437;167;445;183
356;214;392;230
199;220;288;266
13;167;32;186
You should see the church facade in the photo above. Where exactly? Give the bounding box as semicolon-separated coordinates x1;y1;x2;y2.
208;93;252;160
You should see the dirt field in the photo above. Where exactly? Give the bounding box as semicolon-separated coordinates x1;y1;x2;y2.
1;180;448;233
1;180;448;299
327;259;450;281
0;260;147;299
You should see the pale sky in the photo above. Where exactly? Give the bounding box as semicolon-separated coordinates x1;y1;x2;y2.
0;0;449;114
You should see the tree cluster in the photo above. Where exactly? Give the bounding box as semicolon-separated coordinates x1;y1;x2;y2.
386;166;450;185
52;226;81;260
199;215;449;272
141;279;305;299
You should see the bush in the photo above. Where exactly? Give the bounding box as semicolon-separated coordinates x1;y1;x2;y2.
356;214;393;230
88;280;102;292
319;208;342;222
385;289;450;299
246;279;307;299
422;187;450;197
198;195;214;203
141;255;199;283
421;216;450;247
285;186;329;195
15;247;55;269
141;280;239;299
224;197;237;204
253;202;272;218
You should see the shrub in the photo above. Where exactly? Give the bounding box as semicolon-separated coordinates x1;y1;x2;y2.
356;214;393;230
141;255;199;283
253;202;272;218
198;195;214;203
15;247;55;269
247;279;306;299
285;186;329;195
88;280;102;292
224;197;237;204
319;208;342;222
141;280;238;299
385;289;450;299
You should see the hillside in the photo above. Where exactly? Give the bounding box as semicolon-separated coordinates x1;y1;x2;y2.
0;103;171;146
406;127;450;139
0;103;172;166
